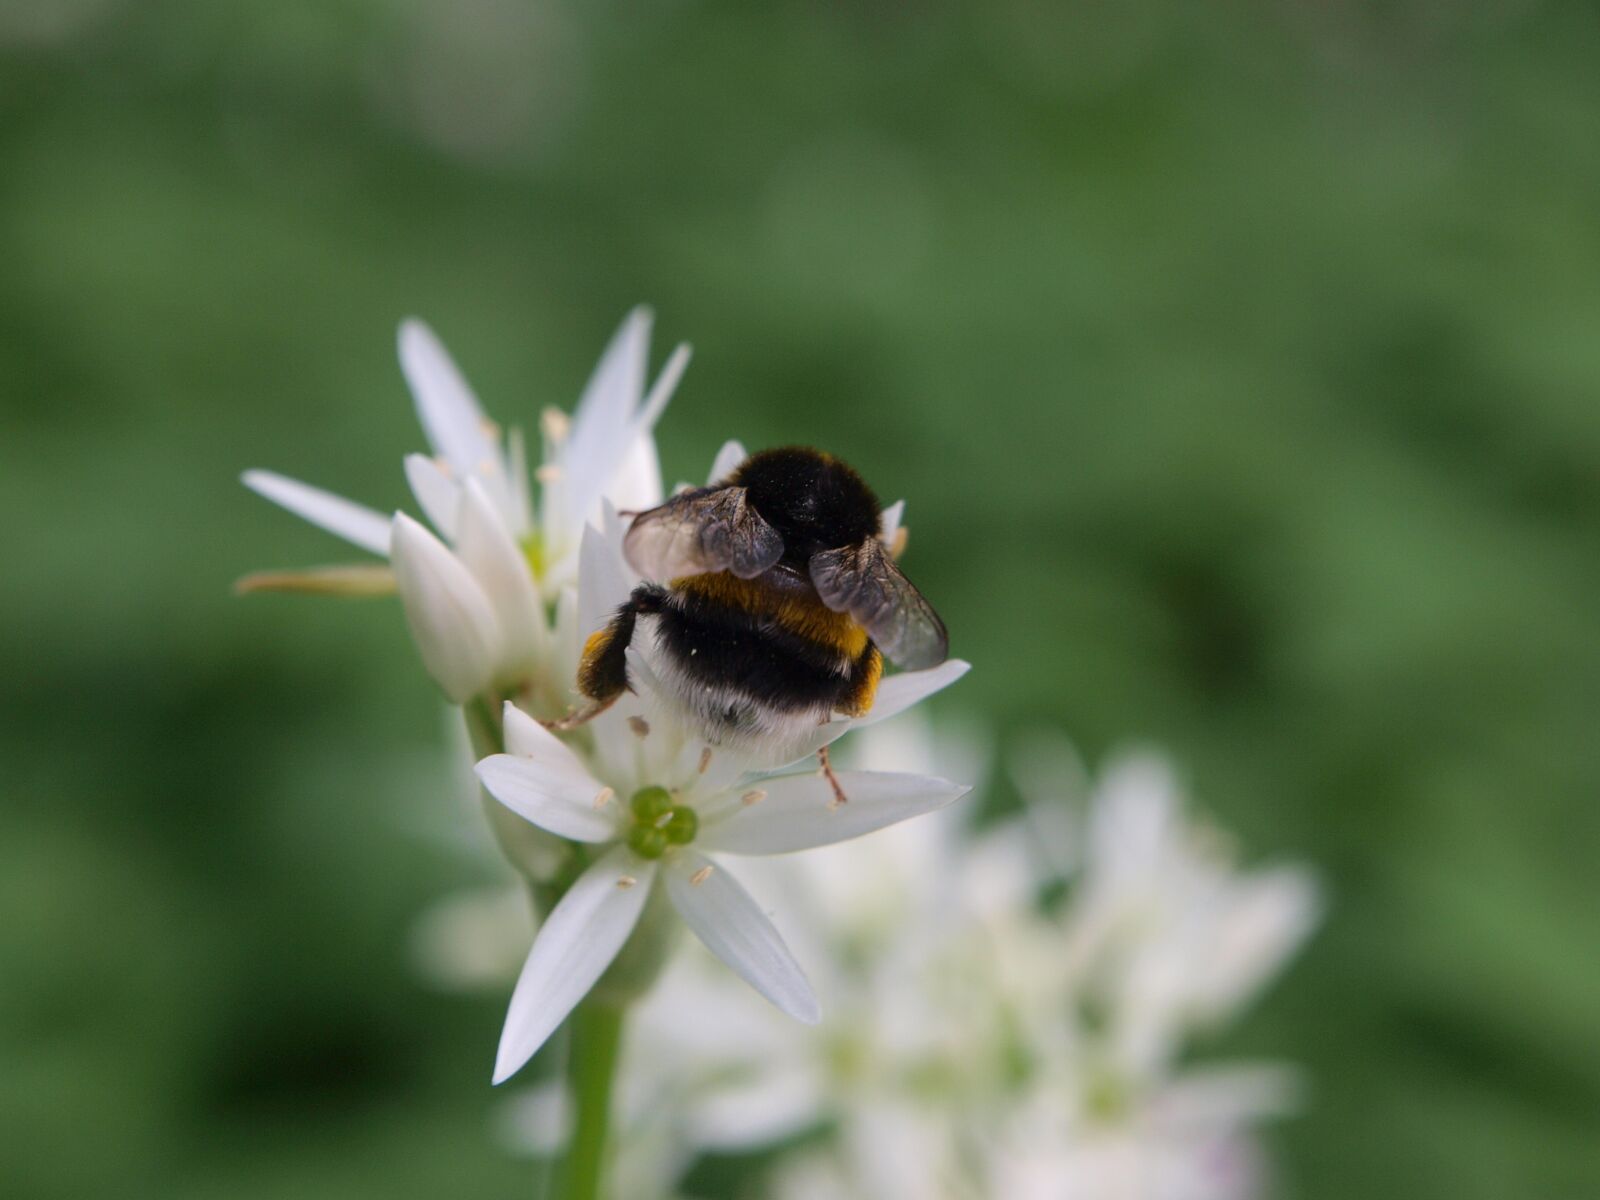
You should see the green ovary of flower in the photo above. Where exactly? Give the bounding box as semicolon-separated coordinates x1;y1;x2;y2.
625;786;698;860
520;533;546;582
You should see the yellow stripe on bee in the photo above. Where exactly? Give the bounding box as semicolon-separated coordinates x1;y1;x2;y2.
581;627;612;665
838;645;882;717
673;572;869;659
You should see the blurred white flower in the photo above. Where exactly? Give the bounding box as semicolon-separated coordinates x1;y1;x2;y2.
1031;748;1323;1101
579;727;1319;1200
242;308;688;700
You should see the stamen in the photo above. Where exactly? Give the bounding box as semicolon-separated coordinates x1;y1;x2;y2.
689;865;714;887
741;789;767;807
479;416;502;440
628;716;650;739
593;787;614;810
434;456;454;478
697;746;713;775
478;456;500;475
540;407;570;442
536;464;563;484
616;875;637;889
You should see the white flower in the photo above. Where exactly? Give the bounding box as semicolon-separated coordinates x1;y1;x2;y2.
242;308;688;699
1034;748;1323;1091
474;640;969;1083
576;728;1319;1200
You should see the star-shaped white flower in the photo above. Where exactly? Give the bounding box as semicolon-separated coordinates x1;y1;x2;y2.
242;308;689;700
474;648;969;1083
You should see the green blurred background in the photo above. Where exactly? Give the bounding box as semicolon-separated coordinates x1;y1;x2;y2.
5;0;1600;1196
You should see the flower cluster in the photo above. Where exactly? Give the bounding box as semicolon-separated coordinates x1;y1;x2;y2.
243;311;971;1085
441;719;1318;1199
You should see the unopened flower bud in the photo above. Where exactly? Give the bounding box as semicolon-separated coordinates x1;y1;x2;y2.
390;512;502;703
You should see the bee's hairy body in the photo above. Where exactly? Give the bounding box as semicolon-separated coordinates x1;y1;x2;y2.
582;569;882;756
574;446;943;765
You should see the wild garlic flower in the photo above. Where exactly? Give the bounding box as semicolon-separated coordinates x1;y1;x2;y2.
243;308;688;702
560;727;1318;1200
474;520;971;1084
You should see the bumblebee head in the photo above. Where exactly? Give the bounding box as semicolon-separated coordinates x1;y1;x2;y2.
727;446;881;564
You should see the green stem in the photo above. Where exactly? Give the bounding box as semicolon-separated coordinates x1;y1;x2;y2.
555;999;625;1200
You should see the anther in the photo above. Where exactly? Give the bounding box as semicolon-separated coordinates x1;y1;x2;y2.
434;456;454;477
540;407;570;442
536;464;563;483
628;716;650;739
479;416;502;440
689;865;714;887
741;789;767;807
697;746;713;775
593;787;614;809
478;457;499;475
616;875;637;889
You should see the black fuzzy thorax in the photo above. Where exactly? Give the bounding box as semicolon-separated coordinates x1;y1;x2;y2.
730;447;881;568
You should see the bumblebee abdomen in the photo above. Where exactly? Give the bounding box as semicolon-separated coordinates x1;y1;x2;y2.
650;571;878;734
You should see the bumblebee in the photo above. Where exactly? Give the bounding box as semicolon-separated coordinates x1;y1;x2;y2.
571;446;948;802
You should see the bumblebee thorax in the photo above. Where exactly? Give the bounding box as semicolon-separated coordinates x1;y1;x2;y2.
730;446;881;564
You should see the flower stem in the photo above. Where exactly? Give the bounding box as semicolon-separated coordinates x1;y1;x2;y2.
555;998;625;1200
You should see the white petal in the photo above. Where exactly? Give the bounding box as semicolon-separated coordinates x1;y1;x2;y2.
505;425;535;536
501;702;588;766
1190;868;1322;1023
856;659;971;727
708;439;748;484
550;585;581;704
611;433;665;517
390;513;501;702
494;847;654;1083
241;470;391;557
456;478;545;674
633;342;690;436
475;754;620;843
398;319;497;478
577;522;633;641
559;308;650;532
403;453;461;540
701;771;968;856
664;852;819;1024
879;498;905;544
685;1067;826;1150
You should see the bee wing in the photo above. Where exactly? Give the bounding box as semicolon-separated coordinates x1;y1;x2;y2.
623;486;785;581
809;540;948;669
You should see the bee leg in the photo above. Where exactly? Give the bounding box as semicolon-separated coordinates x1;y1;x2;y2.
539;692;623;731
550;585;666;731
817;743;849;807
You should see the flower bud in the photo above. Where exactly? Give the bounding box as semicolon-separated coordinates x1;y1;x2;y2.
390;512;502;703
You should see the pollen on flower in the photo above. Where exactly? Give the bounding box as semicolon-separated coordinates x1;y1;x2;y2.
741;789;767;806
628;716;650;738
616;875;637;890
689;865;714;887
540;406;570;443
593;787;615;809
